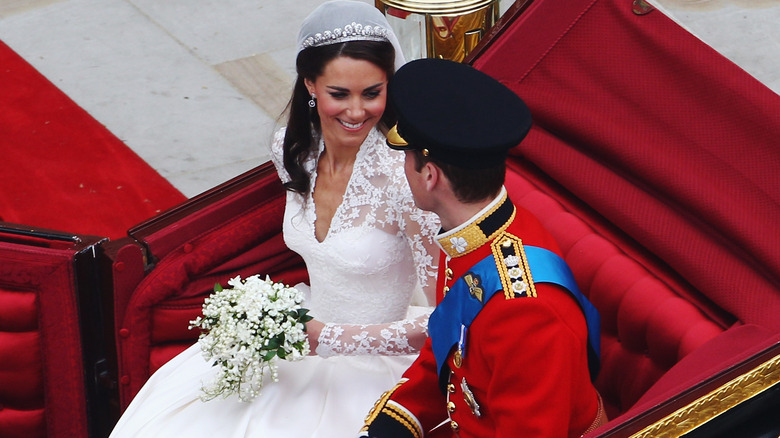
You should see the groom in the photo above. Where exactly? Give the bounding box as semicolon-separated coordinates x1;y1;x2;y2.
360;58;606;437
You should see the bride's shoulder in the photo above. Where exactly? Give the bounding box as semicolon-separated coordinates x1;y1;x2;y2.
270;127;288;182
271;127;287;158
359;130;412;195
364;129;404;167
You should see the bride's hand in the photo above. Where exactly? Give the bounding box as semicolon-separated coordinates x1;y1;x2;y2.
305;319;325;356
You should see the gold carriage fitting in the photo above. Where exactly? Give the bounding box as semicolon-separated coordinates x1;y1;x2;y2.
376;0;501;62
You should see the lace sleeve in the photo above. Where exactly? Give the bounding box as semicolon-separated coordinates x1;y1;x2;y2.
269;128;290;184
402;206;440;306
315;307;432;358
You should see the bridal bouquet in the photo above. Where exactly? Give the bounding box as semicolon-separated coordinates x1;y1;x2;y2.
190;275;313;402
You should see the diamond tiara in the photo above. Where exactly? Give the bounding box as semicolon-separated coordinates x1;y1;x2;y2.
301;22;390;50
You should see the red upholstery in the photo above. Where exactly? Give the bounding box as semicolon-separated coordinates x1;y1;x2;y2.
0;231;97;438
473;0;780;326
628;324;780;412
471;0;780;427
504;162;728;417
109;164;308;410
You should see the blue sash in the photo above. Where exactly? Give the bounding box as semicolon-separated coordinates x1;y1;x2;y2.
428;246;601;382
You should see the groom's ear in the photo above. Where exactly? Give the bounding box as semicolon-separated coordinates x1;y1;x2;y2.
422;161;441;193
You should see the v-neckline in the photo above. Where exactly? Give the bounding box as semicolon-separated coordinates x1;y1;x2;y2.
309;131;371;243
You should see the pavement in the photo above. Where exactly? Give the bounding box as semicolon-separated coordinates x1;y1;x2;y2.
1;0;778;198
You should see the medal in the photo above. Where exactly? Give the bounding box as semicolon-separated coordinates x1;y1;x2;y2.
460;378;481;417
453;324;467;368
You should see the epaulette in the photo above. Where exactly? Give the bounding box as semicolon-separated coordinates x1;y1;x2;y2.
490;232;537;299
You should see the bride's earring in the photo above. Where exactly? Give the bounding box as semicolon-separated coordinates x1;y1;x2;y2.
308;93;316;108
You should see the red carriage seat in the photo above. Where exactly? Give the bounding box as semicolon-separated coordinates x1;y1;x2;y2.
504;163;727;418
104;165;308;410
0;227;113;438
469;0;780;433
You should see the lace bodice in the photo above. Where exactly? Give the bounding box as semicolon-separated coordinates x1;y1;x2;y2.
270;127;439;356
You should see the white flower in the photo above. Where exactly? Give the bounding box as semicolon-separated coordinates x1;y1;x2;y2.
450;236;468;253
189;274;312;402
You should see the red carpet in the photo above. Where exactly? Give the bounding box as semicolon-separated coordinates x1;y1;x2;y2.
0;40;186;240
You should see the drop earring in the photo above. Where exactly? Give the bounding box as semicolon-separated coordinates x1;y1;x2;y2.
308;94;316;108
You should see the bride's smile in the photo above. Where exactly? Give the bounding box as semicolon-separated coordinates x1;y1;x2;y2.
339;119;364;130
305;56;387;151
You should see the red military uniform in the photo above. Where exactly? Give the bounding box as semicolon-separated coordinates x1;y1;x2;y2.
361;189;604;437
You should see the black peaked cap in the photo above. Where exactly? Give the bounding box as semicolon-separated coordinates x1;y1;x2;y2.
387;58;531;168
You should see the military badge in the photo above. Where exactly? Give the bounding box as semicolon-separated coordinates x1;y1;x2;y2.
460;378;482;417
453;349;463;368
463;273;484;302
453;324;467;368
450;236;468;253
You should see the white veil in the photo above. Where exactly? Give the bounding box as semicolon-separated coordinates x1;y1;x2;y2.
297;0;406;71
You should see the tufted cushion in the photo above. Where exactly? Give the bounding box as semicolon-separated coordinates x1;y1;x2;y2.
0;233;94;438
505;163;727;417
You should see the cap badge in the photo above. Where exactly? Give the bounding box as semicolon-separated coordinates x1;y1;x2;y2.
386;124;408;147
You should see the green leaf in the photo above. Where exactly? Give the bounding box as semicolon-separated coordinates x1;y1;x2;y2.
298;308;314;323
214;283;223;292
263;350;277;361
266;338;280;349
277;348;287;359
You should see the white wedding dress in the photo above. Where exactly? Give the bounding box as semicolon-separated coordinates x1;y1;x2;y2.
109;127;439;438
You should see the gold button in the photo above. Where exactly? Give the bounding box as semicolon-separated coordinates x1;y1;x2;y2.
447;383;456;393
445;268;453;280
502;239;512;248
447;401;456;413
453;350;462;368
442;286;450;296
450;421;460;431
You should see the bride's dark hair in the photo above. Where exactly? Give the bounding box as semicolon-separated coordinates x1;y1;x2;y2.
281;40;396;195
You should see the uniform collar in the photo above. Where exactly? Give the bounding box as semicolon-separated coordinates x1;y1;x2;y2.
436;187;515;258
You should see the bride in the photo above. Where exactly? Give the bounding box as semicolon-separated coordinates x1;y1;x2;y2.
109;1;440;437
